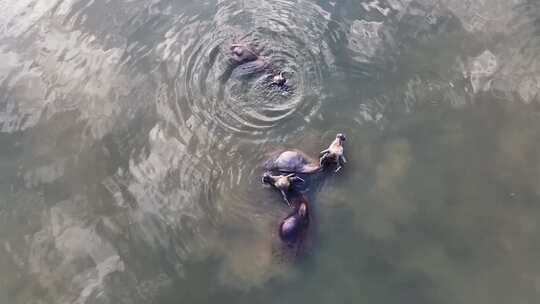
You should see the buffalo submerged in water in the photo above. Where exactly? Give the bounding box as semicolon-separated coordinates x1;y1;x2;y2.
226;42;290;88
262;134;348;247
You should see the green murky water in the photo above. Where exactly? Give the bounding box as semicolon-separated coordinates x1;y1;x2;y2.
2;0;540;303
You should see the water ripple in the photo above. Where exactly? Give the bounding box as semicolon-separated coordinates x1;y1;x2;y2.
163;0;331;138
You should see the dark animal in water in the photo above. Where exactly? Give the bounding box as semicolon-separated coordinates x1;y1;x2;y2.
227;40;293;92
230;59;269;78
229;43;259;64
262;173;305;206
320;133;347;172
279;196;309;245
265;150;321;175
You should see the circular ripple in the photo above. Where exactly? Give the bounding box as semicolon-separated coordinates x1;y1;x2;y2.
179;0;331;137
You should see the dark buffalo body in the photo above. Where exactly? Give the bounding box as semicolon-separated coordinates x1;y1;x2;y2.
278;194;310;245
265;150;320;175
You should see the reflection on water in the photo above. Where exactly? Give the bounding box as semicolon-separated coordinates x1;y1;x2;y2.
2;0;540;303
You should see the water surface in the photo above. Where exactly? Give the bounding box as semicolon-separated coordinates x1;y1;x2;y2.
2;0;540;303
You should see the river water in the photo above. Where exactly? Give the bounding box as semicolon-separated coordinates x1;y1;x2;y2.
2;0;540;303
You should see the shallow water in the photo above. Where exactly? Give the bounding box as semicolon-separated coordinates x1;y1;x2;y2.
2;0;540;303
